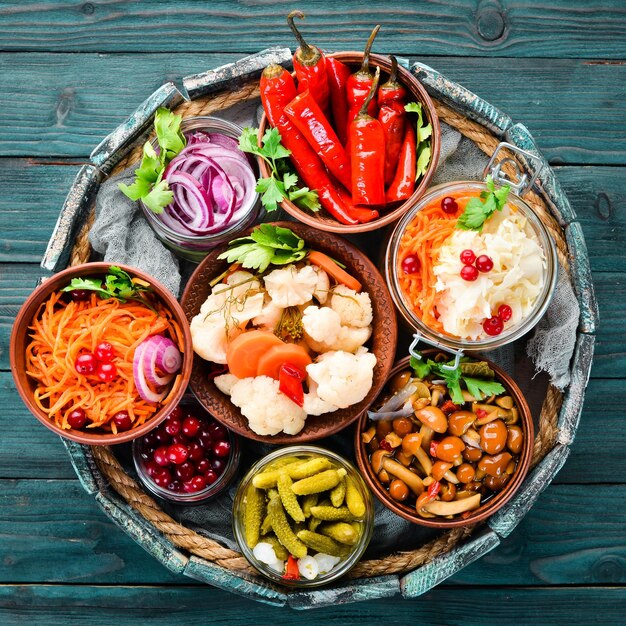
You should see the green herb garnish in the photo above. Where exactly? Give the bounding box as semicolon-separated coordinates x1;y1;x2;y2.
405;102;432;181
410;353;505;404
456;175;510;232
218;224;309;273
238;127;320;213
61;266;153;303
118;108;186;214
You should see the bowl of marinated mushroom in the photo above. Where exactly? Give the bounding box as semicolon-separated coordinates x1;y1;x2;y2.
355;351;533;527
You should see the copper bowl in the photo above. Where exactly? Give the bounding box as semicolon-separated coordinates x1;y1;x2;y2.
10;263;193;446
258;52;440;234
181;221;398;444
355;354;534;527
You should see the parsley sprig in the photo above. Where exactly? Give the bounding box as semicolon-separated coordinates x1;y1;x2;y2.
405;102;432;180
456;175;510;231
218;224;309;273
238;127;320;213
118;108;186;214
61;266;153;304
410;353;505;404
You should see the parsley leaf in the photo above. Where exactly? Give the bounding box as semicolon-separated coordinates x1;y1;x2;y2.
238;127;320;213
218;225;310;273
61;266;152;303
456;175;510;231
409;350;504;402
463;377;506;400
405;102;433;183
118;107;186;214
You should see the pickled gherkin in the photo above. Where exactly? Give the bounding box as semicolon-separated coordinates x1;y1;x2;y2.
260;512;272;536
301;493;319;518
251;457;332;489
244;485;265;548
296;530;350;558
277;472;305;522
345;476;366;518
292;468;347;495
319;522;360;545
267;494;307;559
309;505;354;521
308;515;322;532
262;533;289;561
330;478;346;507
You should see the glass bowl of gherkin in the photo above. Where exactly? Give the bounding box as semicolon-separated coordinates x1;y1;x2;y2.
232;445;374;587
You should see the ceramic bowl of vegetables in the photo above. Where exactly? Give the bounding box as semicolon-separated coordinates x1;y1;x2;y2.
10;263;193;445
120;109;261;263
355;352;533;527
180;221;398;444
253;15;440;234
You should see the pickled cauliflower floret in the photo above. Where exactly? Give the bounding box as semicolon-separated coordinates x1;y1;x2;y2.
303;379;339;416
264;265;320;307
191;271;265;363
214;373;240;395
252;299;284;332
190;316;242;364
330;285;373;328
302;305;371;354
229;376;307;436
306;348;377;409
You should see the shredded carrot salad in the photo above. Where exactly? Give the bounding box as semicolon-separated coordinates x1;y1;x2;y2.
25;291;183;433
397;193;474;334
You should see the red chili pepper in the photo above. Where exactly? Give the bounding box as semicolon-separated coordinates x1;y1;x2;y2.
260;64;359;225
441;400;460;416
385;125;416;203
346;25;381;138
283;554;300;580
379;438;392;452
378;56;407;185
429;440;439;457
427;481;441;499
475;408;488;419
349;67;385;206
336;184;379;223
326;57;351;144
287;11;331;118
284;89;352;191
279;363;306;407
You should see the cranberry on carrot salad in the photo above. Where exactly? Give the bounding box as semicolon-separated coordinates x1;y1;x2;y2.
189;225;377;436
396;177;547;340
25;267;184;434
235;15;432;226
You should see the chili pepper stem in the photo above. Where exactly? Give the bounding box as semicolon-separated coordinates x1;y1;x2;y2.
358;67;381;118
287;10;317;64
358;25;381;76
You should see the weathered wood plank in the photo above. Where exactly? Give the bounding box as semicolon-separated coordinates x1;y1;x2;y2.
0;1;624;58
0;583;624;623
0;54;624;164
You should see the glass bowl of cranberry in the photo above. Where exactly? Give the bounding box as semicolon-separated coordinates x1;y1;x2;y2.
132;400;240;504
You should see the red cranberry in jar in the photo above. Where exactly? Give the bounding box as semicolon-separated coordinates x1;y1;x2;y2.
208;422;227;439
144;460;161;477
205;469;218;485
154;427;171;445
153;468;172;487
182;416;201;438
187;442;204;462
174;462;195;482
168;480;183;493
167;443;189;465
195;459;212;474
164;415;182;436
153;446;170;467
211;458;226;475
213;440;231;458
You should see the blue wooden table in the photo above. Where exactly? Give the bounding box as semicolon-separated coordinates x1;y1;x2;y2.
1;2;624;623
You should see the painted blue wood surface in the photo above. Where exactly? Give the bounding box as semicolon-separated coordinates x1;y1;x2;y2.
0;1;622;622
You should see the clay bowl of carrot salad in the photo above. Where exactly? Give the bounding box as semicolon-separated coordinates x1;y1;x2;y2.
10;263;193;445
181;221;398;444
255;17;440;234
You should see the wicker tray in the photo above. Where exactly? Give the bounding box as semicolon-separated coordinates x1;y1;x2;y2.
42;48;598;609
